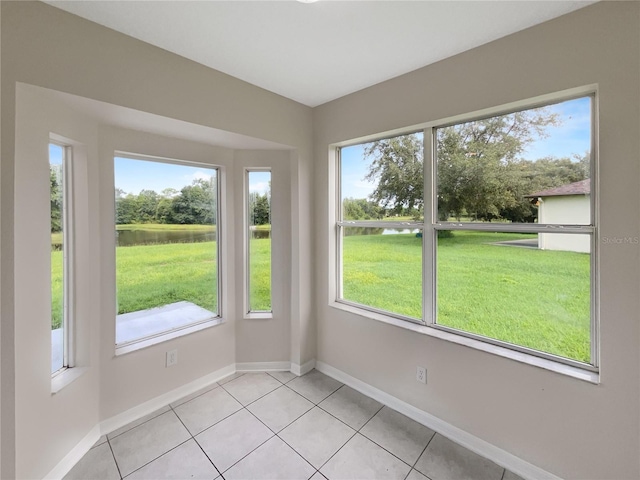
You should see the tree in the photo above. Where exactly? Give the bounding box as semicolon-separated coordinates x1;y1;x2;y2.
50;165;63;233
249;192;270;225
362;107;567;222
343;198;385;220
363;134;424;215
170;178;217;225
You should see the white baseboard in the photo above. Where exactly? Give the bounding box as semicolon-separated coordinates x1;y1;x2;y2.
43;424;101;480
315;361;561;480
291;358;316;376
100;363;235;436
236;361;291;372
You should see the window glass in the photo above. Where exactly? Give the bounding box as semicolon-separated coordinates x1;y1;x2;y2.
114;157;219;345
341;132;424;221
50;144;65;373
341;226;422;320
247;170;272;312
436;230;591;362
436;97;591;224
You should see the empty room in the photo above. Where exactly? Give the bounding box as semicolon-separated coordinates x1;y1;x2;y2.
1;1;639;479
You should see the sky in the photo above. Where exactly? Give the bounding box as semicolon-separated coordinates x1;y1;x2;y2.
50;96;589;201
341;96;591;200
113;157;270;196
49;144;63;166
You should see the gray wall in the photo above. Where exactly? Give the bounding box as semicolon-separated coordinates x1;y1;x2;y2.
313;2;639;479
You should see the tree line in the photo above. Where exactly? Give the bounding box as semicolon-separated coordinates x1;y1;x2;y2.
348;106;589;223
113;178;271;226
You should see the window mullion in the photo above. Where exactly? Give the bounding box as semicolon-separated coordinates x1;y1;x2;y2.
424;127;435;326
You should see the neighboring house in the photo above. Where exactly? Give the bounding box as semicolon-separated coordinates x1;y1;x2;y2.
526;178;591;253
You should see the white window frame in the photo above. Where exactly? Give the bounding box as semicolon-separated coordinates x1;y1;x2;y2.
245;168;273;316
113;153;223;352
51;141;76;376
335;135;425;324
333;86;599;375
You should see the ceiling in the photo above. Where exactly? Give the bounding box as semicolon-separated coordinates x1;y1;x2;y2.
45;1;596;107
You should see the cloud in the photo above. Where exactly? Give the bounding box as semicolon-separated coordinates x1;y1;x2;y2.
250;181;270;194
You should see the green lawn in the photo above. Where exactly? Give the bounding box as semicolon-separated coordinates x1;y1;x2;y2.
342;231;590;363
51;229;590;363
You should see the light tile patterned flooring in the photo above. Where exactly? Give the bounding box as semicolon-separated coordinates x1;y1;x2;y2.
65;370;524;480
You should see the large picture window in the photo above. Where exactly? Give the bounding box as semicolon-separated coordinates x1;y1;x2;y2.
114;156;220;347
336;92;596;370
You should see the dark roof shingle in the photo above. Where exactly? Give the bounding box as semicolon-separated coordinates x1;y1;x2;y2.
525;178;590;198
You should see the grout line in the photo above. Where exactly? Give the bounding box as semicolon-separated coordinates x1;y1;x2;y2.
169;402;224;478
500;468;507;480
405;431;436;480
105;437;123;480
122;438;192;478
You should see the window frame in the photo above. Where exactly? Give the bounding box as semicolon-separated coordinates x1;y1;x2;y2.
51;141;76;376
245;167;273;316
333;86;599;374
335;140;425;325
113;153;223;351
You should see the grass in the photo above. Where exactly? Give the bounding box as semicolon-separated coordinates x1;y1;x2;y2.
342;231;590;363
51;228;590;363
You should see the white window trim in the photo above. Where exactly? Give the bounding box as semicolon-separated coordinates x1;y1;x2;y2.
331;85;599;379
50;141;75;377
244;168;273;317
113;153;224;353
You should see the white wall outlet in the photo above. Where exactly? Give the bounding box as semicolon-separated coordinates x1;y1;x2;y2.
416;366;427;384
166;349;178;367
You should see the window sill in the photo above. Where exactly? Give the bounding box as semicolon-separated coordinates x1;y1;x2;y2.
115;302;224;356
330;301;599;384
51;367;89;394
244;312;273;320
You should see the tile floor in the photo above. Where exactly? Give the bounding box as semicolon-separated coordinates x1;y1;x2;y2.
65;370;524;480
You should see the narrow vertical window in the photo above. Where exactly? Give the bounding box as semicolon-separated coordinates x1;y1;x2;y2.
114;157;220;348
247;170;272;313
50;143;70;374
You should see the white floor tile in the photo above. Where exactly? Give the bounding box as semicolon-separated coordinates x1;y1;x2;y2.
415;434;504;480
108;406;171;439
360;406;435;465
503;470;524;480
125;439;218;479
169;383;219;408
280;407;355;469
287;370;342;404
247;385;314;432
268;370;297;384
406;469;429;480
195;409;273;472
91;435;108;449
173;386;242;435
218;372;245;385
64;443;119;480
224;436;315;480
110;411;190;477
319;386;383;430
320;433;411;480
222;373;282;405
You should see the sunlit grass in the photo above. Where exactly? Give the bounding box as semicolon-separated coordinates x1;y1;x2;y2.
51;229;591;363
342;231;591;363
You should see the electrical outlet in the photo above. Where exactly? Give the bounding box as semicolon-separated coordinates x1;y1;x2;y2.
166;349;178;367
416;366;427;384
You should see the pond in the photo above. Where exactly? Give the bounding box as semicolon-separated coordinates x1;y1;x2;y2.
116;227;273;246
117;228;217;246
344;228;421;237
114;226;417;246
